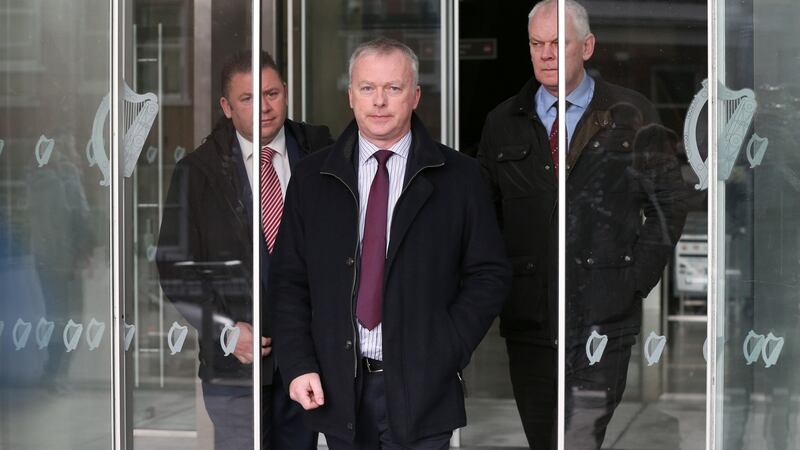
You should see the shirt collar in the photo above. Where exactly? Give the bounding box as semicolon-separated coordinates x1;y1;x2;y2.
535;69;595;113
236;126;287;160
358;131;412;166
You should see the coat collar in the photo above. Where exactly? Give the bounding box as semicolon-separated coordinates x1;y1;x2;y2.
319;113;445;195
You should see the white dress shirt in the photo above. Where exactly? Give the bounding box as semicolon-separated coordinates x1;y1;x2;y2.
236;126;291;197
356;131;411;361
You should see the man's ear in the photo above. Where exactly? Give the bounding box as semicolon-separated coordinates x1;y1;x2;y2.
582;33;596;61
220;96;233;118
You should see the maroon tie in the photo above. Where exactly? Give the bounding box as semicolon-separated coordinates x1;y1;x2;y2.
260;146;283;253
356;150;393;330
549;115;559;179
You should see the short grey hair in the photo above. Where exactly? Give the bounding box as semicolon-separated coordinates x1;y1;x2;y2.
528;0;591;39
348;37;420;87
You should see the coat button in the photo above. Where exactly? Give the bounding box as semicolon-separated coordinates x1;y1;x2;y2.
497;152;504;159
526;262;535;271
347;422;354;431
586;258;595;265
624;255;631;262
622;141;630;148
345;257;355;267
592;141;600;148
344;340;353;351
544;164;551;170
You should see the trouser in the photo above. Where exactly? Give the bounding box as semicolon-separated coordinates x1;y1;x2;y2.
202;369;317;450
506;335;635;450
325;359;453;450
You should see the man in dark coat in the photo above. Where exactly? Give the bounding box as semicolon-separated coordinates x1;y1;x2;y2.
156;51;332;449
270;37;511;449
477;1;689;448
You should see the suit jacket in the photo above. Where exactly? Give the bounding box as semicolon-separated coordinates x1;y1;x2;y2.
270;114;511;443
156;116;333;385
478;76;689;345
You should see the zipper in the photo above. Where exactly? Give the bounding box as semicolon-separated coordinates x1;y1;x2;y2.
321;171;361;378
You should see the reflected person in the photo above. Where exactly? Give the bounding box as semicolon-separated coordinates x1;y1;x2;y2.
477;1;688;448
156;51;332;449
270;37;511;449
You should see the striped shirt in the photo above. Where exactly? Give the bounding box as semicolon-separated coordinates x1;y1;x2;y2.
356;131;411;361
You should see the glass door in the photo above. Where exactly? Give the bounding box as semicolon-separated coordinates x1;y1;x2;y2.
562;0;709;448
0;0;113;448
713;0;800;448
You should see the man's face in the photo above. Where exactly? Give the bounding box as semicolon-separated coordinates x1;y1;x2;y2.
220;67;288;143
348;50;420;148
528;4;595;96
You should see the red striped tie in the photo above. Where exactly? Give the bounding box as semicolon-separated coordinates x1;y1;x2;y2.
260;146;283;253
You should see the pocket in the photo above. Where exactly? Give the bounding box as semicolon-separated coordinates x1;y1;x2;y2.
503;255;547;326
494;144;538;199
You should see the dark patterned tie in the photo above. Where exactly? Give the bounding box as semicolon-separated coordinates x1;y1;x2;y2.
356;150;393;330
549;114;559;179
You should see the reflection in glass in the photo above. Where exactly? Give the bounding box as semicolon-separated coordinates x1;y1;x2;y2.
0;1;112;448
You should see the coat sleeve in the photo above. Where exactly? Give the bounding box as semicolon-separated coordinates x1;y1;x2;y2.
269;172;321;386
448;158;512;369
156;160;233;340
476;113;505;230
630;123;690;297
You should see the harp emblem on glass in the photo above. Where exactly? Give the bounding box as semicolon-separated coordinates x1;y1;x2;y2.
85;318;105;351
586;330;608;366
644;331;667;366
174;145;186;163
167;322;188;355
12;318;32;351
684;79;768;190
742;330;766;365
0;139;5;157
220;324;241;357
146;145;158;164
124;322;136;351
36;317;55;349
762;332;784;368
35;135;55;168
63;319;83;352
87;82;159;185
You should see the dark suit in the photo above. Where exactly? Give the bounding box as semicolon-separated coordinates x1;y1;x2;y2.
270;114;511;445
156;116;333;449
478;77;689;448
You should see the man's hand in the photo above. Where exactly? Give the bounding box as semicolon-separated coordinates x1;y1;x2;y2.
232;322;271;364
289;373;325;410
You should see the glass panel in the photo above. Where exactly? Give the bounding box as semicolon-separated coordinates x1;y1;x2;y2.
302;0;442;139
716;0;800;447
124;1;256;448
0;0;112;448
563;1;708;448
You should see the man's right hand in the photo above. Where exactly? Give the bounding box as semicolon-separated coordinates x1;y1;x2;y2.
289;373;325;410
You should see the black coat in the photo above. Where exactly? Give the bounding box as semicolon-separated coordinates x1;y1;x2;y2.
478;77;689;345
156;117;332;385
270;115;511;443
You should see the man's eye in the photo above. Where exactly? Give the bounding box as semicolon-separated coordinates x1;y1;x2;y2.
361;86;374;93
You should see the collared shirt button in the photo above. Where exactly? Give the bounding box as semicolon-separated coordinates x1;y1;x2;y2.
345;257;355;267
622;141;630;148
592;141;600;148
344;340;353;351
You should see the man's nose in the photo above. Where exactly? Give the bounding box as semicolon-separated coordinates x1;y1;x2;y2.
261;94;271;111
373;89;387;107
541;43;556;59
